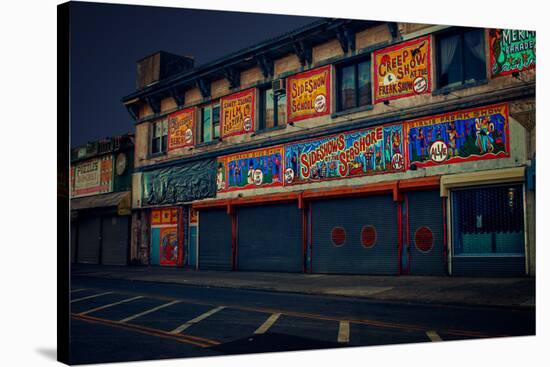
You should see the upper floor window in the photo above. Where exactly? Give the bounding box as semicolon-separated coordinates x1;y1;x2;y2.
151;119;167;154
337;58;371;111
259;87;286;130
437;28;486;89
200;103;220;143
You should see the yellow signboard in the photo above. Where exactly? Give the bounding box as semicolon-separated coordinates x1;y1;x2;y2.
373;36;432;103
221;88;255;138
286;65;331;123
168;108;195;150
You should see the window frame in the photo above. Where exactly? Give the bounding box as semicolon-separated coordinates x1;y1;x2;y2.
150;119;167;156
258;84;287;132
336;56;372;112
435;27;487;90
198;102;221;145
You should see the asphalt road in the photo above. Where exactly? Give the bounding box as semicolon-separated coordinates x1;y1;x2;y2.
69;276;535;365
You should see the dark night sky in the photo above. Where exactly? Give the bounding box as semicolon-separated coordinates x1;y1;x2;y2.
70;1;320;146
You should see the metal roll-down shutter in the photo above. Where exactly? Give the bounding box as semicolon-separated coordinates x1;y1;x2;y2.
198;208;232;270
101;215;129;265
237;203;302;273
406;190;445;275
311;195;398;275
76;216;101;264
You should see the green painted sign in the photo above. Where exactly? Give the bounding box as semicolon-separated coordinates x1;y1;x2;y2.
489;29;535;77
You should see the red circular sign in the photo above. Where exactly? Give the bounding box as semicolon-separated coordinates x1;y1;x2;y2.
331;227;346;247
361;225;377;248
415;226;434;252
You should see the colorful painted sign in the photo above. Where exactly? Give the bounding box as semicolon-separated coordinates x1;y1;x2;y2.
221;88;255;138
189;207;198;224
151;208;178;226
405;104;510;168
72;155;113;197
217;146;284;192
167;108;195;150
284;124;405;185
373;36;431;103
159;227;177;266
489;29;535;77
287;65;331;123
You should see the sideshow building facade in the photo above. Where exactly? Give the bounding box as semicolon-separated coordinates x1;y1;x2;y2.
70;134;134;266
122;20;535;276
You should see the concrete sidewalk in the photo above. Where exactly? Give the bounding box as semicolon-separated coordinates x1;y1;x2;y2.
71;264;535;309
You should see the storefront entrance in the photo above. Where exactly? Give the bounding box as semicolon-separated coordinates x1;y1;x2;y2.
451;184;526;276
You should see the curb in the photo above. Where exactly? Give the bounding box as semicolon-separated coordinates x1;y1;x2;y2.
72;272;536;312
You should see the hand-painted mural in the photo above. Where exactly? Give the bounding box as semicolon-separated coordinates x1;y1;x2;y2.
72;155;113;198
221;88;255;138
373;36;431;103
217;146;284;192
167;108;195;150
405;104;509;168
489;29;535;77
286;65;331;123
159;227;178;266
142;159;217;206
284;124;405;185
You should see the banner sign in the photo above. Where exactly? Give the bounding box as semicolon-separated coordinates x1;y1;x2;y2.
221;88;255;138
167;108;195;150
489;29;536;77
373;36;431;103
72;155;113;197
284;124;405;185
151;208;178;226
405;104;510;168
217;146;284;192
286;65;331;123
159;226;178;266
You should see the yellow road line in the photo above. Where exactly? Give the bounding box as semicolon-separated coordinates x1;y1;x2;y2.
71;291;114;303
426;330;443;342
254;313;281;334
338;321;350;343
78;296;144;316
170;306;225;334
120;300;181;323
71;313;219;348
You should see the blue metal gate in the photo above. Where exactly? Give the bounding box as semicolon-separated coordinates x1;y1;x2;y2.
237;203;302;272
198;208;232;270
451;184;526;276
406;190;446;275
310;195;398;275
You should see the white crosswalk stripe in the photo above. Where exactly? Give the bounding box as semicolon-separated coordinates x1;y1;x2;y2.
71;291;114;303
426;330;443;342
120;300;181;323
170;306;225;334
338;321;350;343
79;296;144;316
254;313;281;334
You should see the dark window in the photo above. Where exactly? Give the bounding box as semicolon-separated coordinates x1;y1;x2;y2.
337;58;372;111
259;87;286;131
437;28;486;88
452;184;525;256
199;103;220;143
213;105;220;139
151;119;167;154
